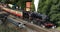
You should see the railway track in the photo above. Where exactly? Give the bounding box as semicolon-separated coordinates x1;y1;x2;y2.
7;15;48;32
0;11;38;32
7;15;60;32
0;8;60;32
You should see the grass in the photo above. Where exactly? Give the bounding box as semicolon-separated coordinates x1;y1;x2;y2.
0;23;19;32
56;27;60;30
56;21;60;30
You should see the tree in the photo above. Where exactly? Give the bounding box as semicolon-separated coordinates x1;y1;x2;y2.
38;0;60;25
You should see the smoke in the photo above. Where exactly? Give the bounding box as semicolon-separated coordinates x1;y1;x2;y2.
34;0;39;12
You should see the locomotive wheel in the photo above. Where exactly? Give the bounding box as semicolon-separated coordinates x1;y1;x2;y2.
24;18;29;21
41;24;45;28
51;26;56;29
32;20;36;24
28;20;33;24
31;21;33;24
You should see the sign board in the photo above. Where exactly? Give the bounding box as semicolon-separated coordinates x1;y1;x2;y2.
26;2;31;11
26;2;31;8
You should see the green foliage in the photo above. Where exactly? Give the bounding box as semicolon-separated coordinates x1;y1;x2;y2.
0;0;1;1
38;0;60;25
0;24;19;32
31;0;35;11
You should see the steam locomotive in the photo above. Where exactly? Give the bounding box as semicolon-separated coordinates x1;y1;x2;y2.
0;4;56;29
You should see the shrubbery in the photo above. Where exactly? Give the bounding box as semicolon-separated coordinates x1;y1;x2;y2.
37;0;60;26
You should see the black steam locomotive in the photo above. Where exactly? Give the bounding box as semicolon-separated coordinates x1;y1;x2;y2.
23;11;56;29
